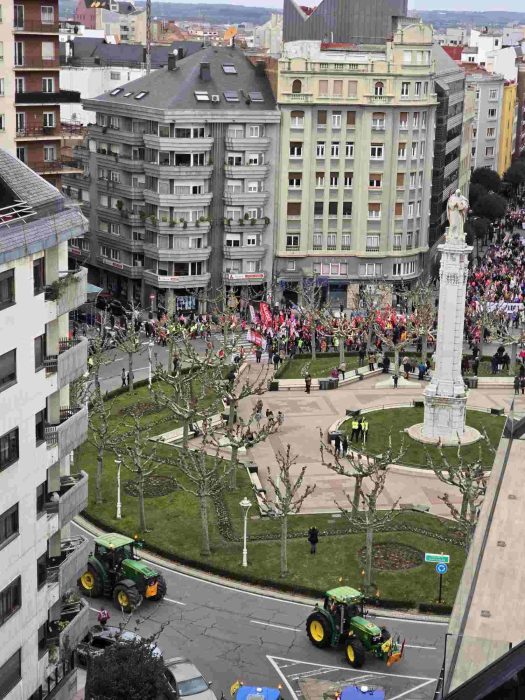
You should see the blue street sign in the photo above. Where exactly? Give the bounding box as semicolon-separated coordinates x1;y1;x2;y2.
436;563;448;575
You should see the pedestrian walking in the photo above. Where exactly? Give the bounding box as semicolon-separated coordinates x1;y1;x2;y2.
273;353;280;370
255;347;262;363
514;375;520;395
342;433;348;456
254;409;262;427
521;377;525;395
121;368;126;387
333;433;341;456
97;607;110;628
277;410;284;427
338;361;346;380
268;351;273;365
367;352;376;372
393;374;399;389
307;526;319;554
305;373;312;394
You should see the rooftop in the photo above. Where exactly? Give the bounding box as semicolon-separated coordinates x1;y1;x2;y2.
61;37;204;68
89;45;277;111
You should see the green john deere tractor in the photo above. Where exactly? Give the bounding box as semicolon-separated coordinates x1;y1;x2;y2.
306;586;405;669
78;533;167;613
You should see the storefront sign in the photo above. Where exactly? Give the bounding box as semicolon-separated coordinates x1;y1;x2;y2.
225;273;265;281
102;258;124;270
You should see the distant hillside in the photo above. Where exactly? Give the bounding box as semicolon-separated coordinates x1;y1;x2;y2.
59;0;279;25
413;9;525;30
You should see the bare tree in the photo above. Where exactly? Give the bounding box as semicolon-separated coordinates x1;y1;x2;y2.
402;281;437;362
116;309;142;392
373;306;425;375
465;299;514;360
89;393;120;504
299;275;328;360
263;446;316;577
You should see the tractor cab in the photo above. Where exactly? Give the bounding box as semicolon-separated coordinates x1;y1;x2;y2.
322;586;366;635
231;682;282;700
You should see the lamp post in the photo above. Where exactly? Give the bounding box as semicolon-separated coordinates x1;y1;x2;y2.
148;340;154;388
115;455;122;519
240;497;252;567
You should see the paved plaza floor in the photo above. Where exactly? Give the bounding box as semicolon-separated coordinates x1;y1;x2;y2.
237;367;520;518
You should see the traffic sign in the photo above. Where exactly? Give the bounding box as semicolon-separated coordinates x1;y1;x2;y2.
436;563;448;575
425;552;450;564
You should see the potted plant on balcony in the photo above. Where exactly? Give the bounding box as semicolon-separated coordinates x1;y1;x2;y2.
116;200;123;212
199;216;207;222
169;219;175;227
149;215;157;224
195;220;200;227
238;218;244;226
250;218;257;226
139;210;146;222
244;212;250;220
264;216;270;225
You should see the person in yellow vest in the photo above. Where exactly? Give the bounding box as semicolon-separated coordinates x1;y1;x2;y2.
361;418;369;444
350;418;360;442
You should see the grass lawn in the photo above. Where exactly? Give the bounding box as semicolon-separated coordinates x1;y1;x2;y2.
79;386;467;606
277;354;361;379
340;407;505;469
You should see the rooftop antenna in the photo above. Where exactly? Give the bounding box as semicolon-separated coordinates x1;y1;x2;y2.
146;0;151;74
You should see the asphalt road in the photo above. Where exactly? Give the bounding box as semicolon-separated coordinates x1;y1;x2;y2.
73;522;446;700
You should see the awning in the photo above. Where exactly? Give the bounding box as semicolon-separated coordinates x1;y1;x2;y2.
86;283;103;297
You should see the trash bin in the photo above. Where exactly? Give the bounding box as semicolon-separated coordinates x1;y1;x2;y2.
269;380;279;391
329;378;339;389
319;378;330;390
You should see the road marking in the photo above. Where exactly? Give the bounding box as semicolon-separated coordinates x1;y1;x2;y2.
251;619;300;632
404;644;437;650
164;597;186;606
372;614;448;626
389;679;436;700
267;656;299;700
267;656;436;683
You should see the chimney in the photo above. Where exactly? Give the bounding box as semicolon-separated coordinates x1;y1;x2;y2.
255;60;266;77
168;53;177;71
199;62;211;81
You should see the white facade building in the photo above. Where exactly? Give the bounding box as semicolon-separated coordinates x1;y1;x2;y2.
0;151;89;699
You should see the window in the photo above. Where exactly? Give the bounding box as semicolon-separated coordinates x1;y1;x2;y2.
286;234;299;247
347;111;356;127
331;142;339;157
223;90;239;102
328;202;338;216
366;235;380;250
314;201;323;216
413;112;420;128
0;504;18;547
110;116;120;130
416;201;421;216
245;261;260;273
488;108;497;119
0;578;21;627
292;79;302;94
43;112;55;128
36;483;46;517
489;89;498;100
286;260;296;271
248;125;261;138
42;77;54;93
38;623;47;658
290;111;304;128
396;172;404;188
289;142;302;158
0;270;15;310
288;173;301;188
44;145;56;162
287;203;301;217
194;91;209;102
398;143;406;159
342;202;352;217
0;429;18;471
37;553;47;589
332;112;341;128
403;50;412;63
0;350;16;391
423;81;429;95
0;649;21;698
420;142;425;156
41;5;54;23
317;110;327;125
330;173;338;187
14;41;23;66
408;202;414;217
35;409;45;444
348;80;357;97
418;172;422;187
42;41;54;61
222;63;237;74
486;127;496;138
134;91;148;100
374;81;384;96
344;173;352;188
359;263;382;277
393;235;402;251
318;80;328;96
247;153;262;165
401;82;409;97
316;142;325;157
14;4;24;28
409;172;416;188
245;235;257;247
110;71;121;80
0;78;7;97
248;91;264;102
415;82;422;97
313;233;322;249
372;112;385;129
333;80;343;96
369;175;382;188
34;335;46;372
370;144;383;159
395;202;403;217
327;233;337;249
0;114;5;131
15;77;24;94
342;234;351;250
421;112;427;128
345;142;354;157
368;203;381;219
486;146;494;157
316;172;325;187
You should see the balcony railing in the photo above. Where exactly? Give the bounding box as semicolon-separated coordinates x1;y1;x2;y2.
15;90;80;105
14;57;59;69
45;267;87;316
0;200;36;228
45;405;88;459
44;337;88;387
48;599;89;652
14;19;59;32
47;536;90;593
45;471;89;526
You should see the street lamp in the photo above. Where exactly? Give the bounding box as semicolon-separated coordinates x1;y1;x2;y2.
240;497;252;567
115;455;122;519
148;340;154;388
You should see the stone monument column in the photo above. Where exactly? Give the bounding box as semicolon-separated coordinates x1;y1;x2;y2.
422;190;473;442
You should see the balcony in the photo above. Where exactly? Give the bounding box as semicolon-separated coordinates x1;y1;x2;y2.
45;267;87;317
95;256;144;279
280;92;313;103
45;471;89;526
145;218;210;235
223;271;266;285
45;407;88;460
143;269;211;289
48;598;89;652
224;218;268;234
224;136;270;151
365;94;394;104
143;189;213;207
144;162;212;179
224;164;269;179
223;191;268;206
44;337;88;389
223;244;266;260
143;134;213;151
14;19;59;33
29;157;83;175
16;120;84;141
15;90;80;105
14;57;59;70
47;536;90;594
143;243;211;263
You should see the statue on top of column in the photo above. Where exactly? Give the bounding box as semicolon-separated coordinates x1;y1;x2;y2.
446;189;469;243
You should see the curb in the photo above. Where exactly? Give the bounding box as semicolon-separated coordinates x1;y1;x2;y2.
74;514;450;624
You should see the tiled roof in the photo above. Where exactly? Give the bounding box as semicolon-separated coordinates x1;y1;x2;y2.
0;150;62;208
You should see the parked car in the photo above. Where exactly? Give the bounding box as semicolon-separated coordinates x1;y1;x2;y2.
163;658;217;700
76;625;162;667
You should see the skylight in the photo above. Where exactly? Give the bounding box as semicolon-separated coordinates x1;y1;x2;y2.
134;91;148;100
222;64;237;74
223;90;239;102
110;88;123;96
124;92;133;97
248;91;264;102
194;91;210;102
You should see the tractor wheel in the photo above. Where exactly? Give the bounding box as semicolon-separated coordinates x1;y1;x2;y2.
345;637;366;668
380;626;391;643
113;584;141;613
150;575;167;602
78;566;103;597
306;612;331;648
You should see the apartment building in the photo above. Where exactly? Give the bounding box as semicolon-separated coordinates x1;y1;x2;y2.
498;80;518;176
0;150;89;699
464;65;505;172
516;62;525;157
0;0;82;185
458;85;476;194
66;46;279;312
428;45;466;247
275;22;437;306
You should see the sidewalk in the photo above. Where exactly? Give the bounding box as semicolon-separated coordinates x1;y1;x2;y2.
237;372;519;518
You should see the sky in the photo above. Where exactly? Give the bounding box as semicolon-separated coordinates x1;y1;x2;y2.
166;0;525;10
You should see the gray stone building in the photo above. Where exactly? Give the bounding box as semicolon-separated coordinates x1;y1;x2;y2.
465;65;505;173
64;46;279;312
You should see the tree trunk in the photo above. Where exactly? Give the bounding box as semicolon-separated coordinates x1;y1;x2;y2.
353;475;363;511
199;496;211;556
394;347;400;376
182;418;189;448
128;351;134;392
421;334;428;363
230;444;238;489
364;524;374;595
280;516;288;577
366;325;373;352
96;445;104;504
311;326;316;360
339;339;345;364
460;491;469;520
138;475;146;532
510;341;517;373
228;398;236;428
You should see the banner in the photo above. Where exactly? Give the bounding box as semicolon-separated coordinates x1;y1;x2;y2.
259;302;272;328
248;304;257;323
486;302;524;315
247;329;263;346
